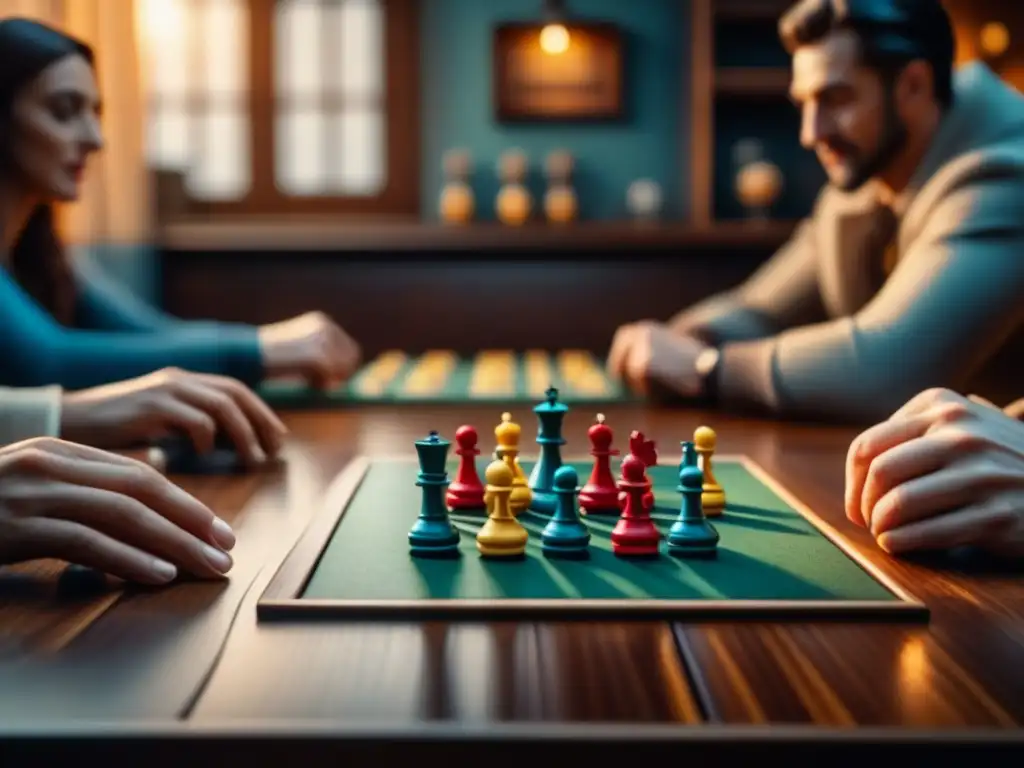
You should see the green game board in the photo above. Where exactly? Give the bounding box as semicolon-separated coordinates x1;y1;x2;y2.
256;349;636;407
257;457;927;621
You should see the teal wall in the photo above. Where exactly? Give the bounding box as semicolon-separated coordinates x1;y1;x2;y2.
420;0;687;221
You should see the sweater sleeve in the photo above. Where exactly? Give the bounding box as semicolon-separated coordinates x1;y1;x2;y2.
714;160;1024;423
0;386;62;445
0;267;265;390
72;254;183;331
668;214;826;344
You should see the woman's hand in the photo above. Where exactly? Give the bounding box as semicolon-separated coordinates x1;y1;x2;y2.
60;368;287;466
258;311;362;388
0;437;235;584
845;388;1024;556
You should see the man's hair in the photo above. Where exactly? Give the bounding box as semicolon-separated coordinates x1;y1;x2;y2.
779;0;956;108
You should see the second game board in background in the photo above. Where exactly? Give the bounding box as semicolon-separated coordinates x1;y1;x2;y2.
257;349;636;406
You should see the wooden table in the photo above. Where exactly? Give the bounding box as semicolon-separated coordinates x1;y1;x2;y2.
2;405;1023;760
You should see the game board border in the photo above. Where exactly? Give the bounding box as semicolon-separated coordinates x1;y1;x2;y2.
255;453;929;622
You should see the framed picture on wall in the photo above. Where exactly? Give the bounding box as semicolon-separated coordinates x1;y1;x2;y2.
493;22;626;122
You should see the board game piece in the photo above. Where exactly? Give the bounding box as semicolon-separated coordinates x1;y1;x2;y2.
667;462;720;558
579;413;619;515
408;431;461;559
694;426;725;515
477;459;528;558
610;454;661;557
447;425;486;511
541;465;591;559
628;430;658;509
494;412;531;515
528;387;568;514
57;564;109;598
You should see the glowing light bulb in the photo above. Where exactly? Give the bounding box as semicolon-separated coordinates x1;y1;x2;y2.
540;23;570;55
980;21;1010;57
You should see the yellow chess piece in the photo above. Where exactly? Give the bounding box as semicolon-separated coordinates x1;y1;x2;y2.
495;412;532;515
477;460;528;557
694;425;725;516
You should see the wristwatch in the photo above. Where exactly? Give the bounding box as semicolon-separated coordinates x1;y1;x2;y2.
694;346;721;403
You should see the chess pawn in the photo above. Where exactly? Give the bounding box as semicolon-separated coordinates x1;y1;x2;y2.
694;426;725;515
476;459;528;558
541;465;591;559
579;413;619;514
446;425;486;511
544;149;577;224
439;149;474;224
667;463;719;558
408;431;461;558
494;412;531;515
496;149;531;225
610;454;661;557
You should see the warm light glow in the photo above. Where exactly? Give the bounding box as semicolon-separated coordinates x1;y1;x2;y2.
137;0;185;45
540;23;570;55
980;21;1010;57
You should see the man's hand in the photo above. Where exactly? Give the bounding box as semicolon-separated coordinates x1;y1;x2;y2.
606;321;709;397
258;311;362;389
61;368;287;466
845;387;1024;557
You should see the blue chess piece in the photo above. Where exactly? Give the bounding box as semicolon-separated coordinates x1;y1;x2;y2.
528;386;568;514
408;431;461;558
667;462;719;558
680;440;697;469
541;465;591;559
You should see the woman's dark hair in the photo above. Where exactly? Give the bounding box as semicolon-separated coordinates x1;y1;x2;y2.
0;17;95;325
779;0;956;109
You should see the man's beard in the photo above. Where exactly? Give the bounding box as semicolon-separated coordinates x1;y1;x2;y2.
827;92;909;192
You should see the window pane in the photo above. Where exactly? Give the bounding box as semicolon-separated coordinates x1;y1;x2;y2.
145;105;190;169
202;0;248;96
332;0;384;98
329;108;385;194
186;106;251;200
275;0;322;101
140;0;190;99
275;110;326;194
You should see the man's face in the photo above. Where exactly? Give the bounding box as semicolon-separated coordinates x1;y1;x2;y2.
790;30;907;191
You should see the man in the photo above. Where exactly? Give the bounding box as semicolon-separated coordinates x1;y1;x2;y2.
846;388;1024;558
607;0;1024;423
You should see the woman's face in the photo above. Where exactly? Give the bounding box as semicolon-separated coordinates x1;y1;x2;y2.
8;53;103;201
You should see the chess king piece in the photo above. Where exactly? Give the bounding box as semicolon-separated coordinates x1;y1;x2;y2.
408;431;461;558
579;413;619;514
495;149;531;226
694;426;725;515
667;462;719;558
610;454;661;557
541;465;591;559
446;424;486;511
528;387;568;514
439;148;474;224
494;412;531;515
543;149;577;224
476;459;528;558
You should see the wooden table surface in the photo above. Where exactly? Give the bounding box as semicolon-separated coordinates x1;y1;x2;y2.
2;405;1023;759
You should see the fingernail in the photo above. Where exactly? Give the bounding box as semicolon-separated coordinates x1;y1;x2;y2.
211;517;236;550
203;543;233;574
251;445;267;463
151;559;177;583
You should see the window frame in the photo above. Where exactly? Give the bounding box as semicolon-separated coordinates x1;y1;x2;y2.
158;0;420;217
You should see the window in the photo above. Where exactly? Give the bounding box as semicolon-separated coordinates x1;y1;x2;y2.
140;0;419;215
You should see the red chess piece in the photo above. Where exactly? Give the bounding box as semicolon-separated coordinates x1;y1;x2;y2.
446;425;486;510
628;430;658;509
579;413;619;514
610;454;661;556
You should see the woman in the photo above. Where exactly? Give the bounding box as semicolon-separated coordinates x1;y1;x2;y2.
0;17;360;390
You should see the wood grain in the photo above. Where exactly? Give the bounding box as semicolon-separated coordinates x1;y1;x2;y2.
2;405;1023;739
